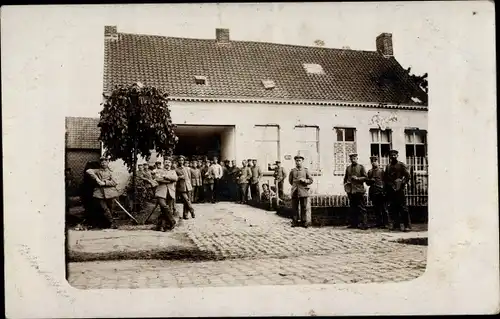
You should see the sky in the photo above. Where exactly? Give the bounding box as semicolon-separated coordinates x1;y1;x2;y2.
1;2;488;118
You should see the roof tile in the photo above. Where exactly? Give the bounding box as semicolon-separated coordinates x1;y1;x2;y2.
103;32;428;106
65;117;101;149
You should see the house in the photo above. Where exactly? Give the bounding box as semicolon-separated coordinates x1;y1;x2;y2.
73;25;428;196
65;117;102;190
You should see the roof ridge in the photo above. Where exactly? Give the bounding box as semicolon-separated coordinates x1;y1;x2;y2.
117;32;379;54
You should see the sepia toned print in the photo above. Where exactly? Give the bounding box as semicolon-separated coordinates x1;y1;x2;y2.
65;24;428;289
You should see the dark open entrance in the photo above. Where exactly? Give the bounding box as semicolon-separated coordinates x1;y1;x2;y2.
173;125;234;160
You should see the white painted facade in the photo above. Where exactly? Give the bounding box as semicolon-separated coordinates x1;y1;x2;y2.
110;101;427;196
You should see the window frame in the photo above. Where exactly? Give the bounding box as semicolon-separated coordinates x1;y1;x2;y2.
405;129;427;157
369;128;393;159
333;127;357;175
294;125;321;175
254;124;281;174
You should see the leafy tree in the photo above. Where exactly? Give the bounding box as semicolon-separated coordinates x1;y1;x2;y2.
406;67;428;93
98;82;178;212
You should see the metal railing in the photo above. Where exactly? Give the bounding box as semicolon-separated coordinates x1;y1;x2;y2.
306;156;428;208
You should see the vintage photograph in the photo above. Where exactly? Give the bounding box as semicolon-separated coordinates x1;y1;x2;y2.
65;16;429;289
4;2;498;317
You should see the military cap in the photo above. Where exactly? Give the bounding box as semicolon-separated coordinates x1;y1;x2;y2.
178;155;186;160
294;154;304;160
348;153;358;158
369;156;379;162
389;149;399;155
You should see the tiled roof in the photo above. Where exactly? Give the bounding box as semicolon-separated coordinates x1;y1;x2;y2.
103;31;428;107
65;117;101;149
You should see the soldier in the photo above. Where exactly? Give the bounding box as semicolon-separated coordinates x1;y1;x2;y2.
250;159;263;202
154;156;178;231
211;157;223;202
237;160;252;204
229;160;240;201
190;160;202;203
176;155;195;219
367;156;389;228
288;153;314;228
86;156;120;229
246;159;254;200
343;153;368;230
273;160;286;200
201;159;214;203
384;149;412;232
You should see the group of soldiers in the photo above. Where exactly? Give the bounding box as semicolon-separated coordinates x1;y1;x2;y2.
81;148;412;232
136;156;284;205
343;149;412;232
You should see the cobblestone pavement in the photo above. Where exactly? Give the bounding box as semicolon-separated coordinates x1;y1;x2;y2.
67;202;427;289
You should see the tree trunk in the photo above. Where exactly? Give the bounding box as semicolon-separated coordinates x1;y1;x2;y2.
132;138;138;213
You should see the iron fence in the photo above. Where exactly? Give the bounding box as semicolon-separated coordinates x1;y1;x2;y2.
307;156;428;208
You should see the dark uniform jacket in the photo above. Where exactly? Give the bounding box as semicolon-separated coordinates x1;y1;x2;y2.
367;167;385;196
384;161;411;192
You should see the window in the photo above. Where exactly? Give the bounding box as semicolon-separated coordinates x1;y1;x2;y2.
261;79;275;89
294;126;320;172
370;129;392;160
254;125;280;172
194;75;207;85
405;129;427;157
303;63;325;74
333;127;356;174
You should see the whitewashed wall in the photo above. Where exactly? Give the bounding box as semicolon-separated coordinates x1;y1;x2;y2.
108;101;428;196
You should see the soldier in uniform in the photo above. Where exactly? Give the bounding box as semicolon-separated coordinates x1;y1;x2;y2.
343;153;368;229
176;155;196;219
367;156;389;228
250;159;263;202
246;159;254;200
153;156;178;231
229;160;240;201
288;153;314;228
86;156;120;229
237;160;252;204
190;160;202;203
273;160;286;200
384;149;412;232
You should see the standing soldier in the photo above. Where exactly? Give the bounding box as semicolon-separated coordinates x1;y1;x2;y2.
211;157;223;203
86;156;120;229
343;153;368;230
190;160;202;203
288;153;314;228
273;160;286;200
237;160;252;204
229;160;240;201
384;149;412;232
246;159;254;200
367;156;389;228
176;156;196;219
250;159;263;202
154;156;178;231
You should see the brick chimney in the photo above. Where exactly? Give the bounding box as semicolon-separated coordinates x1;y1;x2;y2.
216;28;230;43
376;33;393;57
104;25;118;41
